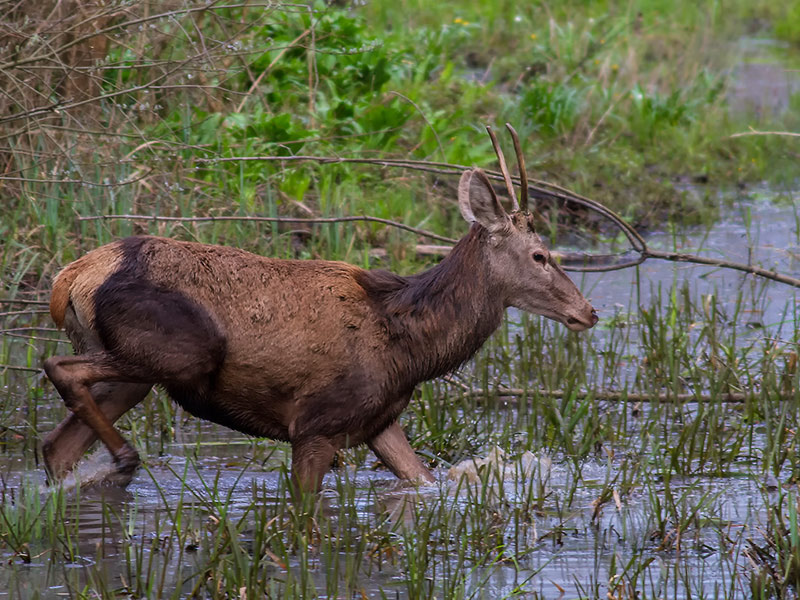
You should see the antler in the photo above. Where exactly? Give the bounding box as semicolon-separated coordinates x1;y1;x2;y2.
486;124;531;213
485;125;519;212
505;123;529;212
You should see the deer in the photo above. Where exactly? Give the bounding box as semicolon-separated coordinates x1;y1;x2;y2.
42;125;598;494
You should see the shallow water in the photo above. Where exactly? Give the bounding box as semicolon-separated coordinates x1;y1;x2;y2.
579;188;800;387
1;188;799;598
729;37;800;117
1;428;771;598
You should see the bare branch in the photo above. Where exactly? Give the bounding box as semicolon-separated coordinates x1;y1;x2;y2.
76;214;458;244
0;169;153;187
642;248;800;288
0;2;289;72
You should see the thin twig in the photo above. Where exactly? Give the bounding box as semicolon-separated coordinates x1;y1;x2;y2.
1;20;240;126
0;2;289;72
236;27;312;113
0;299;49;306
0;326;62;333
730;130;800;138
0;61;184;125
1;332;67;343
386;91;446;162
0;365;41;373
643;248;800;289
76;214;458;244
0;169;153;188
0;309;50;318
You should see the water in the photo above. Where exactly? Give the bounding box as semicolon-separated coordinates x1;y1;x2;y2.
729;37;800;118
1;189;799;598
580;188;800;388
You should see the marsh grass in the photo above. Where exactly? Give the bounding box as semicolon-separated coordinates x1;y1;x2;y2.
6;241;798;596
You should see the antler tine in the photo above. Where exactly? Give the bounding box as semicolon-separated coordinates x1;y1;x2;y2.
485;125;519;212
505;123;529;212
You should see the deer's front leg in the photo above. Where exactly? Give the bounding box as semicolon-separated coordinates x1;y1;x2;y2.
368;421;435;483
290;436;339;495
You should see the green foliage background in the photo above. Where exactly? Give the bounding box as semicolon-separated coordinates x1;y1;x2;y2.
1;0;798;289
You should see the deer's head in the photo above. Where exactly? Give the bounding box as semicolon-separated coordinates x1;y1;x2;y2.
458;126;598;332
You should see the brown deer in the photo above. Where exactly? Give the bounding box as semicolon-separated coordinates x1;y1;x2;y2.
42;125;597;493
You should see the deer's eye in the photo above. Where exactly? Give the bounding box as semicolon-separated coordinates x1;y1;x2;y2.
533;252;546;264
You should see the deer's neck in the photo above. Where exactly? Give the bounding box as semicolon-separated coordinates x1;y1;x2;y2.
357;225;504;384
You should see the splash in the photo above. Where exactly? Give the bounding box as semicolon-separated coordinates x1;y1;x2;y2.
447;446;552;484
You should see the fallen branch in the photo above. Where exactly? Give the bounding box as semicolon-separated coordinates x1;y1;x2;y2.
456;387;754;404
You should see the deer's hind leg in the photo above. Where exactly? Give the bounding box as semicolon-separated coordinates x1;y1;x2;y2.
43;354;149;483
43;305;151;483
44;283;226;486
42;381;152;482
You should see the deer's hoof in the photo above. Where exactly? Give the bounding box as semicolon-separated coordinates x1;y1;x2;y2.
110;443;141;485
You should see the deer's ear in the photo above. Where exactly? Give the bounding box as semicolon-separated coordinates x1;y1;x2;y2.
458;169;509;233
